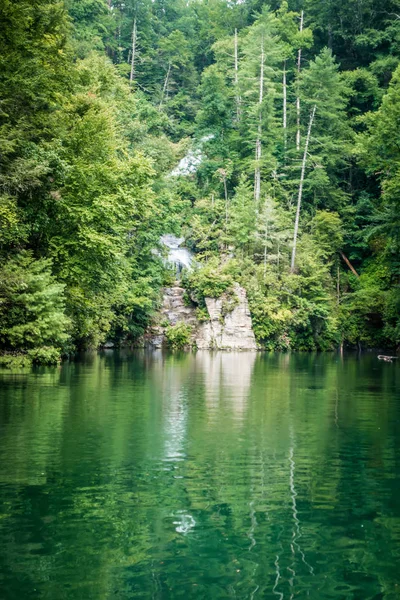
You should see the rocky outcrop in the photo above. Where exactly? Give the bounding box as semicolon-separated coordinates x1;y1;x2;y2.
145;283;257;350
196;284;257;350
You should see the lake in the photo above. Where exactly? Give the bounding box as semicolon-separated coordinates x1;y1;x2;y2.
0;351;399;599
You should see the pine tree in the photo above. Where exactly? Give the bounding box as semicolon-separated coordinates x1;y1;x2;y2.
0;253;70;363
238;9;284;199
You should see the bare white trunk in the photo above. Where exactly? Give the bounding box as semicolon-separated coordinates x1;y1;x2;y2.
254;35;264;203
259;37;264;106
254;122;262;202
263;219;269;278
340;251;359;277
283;60;287;150
263;244;267;278
224;176;228;226
291;105;316;272
296;10;304;151
234;28;241;122
129;18;137;87
159;63;171;109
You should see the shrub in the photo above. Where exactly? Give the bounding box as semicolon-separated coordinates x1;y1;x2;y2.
183;257;234;305
27;346;61;365
195;307;210;322
0;353;32;369
165;322;193;349
162;264;176;287
220;294;239;317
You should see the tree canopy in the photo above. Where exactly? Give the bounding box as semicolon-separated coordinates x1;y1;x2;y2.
1;0;399;363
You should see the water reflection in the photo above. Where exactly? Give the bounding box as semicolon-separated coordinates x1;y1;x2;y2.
0;352;399;599
195;351;256;418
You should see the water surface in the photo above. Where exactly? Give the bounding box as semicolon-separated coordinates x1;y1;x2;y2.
0;351;399;599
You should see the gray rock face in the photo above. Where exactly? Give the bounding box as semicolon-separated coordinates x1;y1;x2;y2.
197;285;257;350
145;283;257;351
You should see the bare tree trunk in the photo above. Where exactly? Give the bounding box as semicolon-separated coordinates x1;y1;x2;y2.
224;176;228;226
296;10;304;151
283;60;287;151
340;251;359;277
291;104;316;273
159;63;171;109
254;35;264;203
264;244;267;278
337;264;340;304
263;219;268;278
116;24;121;63
254;121;262;202
129;18;137;87
234;28;241;122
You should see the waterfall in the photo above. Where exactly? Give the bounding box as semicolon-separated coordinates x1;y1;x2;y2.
169;134;214;177
160;234;194;276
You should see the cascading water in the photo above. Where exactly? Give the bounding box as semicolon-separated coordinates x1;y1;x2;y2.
160;234;194;277
160;136;213;276
169;134;214;177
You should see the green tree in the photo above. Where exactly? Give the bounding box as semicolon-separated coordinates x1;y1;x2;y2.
228;175;256;255
0;253;70;363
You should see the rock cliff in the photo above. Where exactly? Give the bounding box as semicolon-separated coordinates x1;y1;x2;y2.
145;283;257;350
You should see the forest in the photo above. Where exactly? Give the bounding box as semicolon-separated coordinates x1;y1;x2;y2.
0;0;399;364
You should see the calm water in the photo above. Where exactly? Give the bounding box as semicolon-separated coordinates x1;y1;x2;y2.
0;351;399;600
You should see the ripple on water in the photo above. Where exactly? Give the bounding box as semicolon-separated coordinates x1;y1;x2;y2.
0;352;399;599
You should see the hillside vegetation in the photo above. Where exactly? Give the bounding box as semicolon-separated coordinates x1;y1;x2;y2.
1;0;399;363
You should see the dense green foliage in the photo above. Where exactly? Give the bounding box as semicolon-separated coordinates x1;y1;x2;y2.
0;253;69;363
0;0;178;363
165;321;193;349
0;0;399;361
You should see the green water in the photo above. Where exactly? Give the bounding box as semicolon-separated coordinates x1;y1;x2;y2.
0;352;399;600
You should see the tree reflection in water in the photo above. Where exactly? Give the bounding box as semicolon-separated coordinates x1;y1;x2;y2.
0;351;399;599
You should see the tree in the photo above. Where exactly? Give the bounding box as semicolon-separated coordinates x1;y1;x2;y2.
254;195;289;276
355;64;400;346
359;64;400;264
290;48;351;271
0;253;70;363
239;8;284;200
228;175;256;254
66;0;116;58
291;103;316;271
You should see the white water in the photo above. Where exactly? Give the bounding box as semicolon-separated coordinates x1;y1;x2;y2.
160;234;194;273
173;511;196;534
161;135;213;273
170;134;214;177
